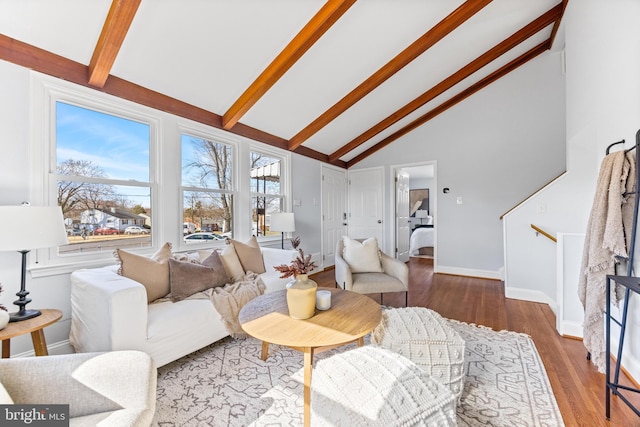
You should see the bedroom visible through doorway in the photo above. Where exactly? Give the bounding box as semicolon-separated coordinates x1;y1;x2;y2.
394;163;436;262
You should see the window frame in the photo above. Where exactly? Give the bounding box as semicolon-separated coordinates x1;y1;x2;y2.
30;74;160;271
249;147;289;239
179;123;238;249
29;73;293;276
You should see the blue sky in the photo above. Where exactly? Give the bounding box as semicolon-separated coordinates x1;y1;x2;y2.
56;102;151;206
56;101;150;182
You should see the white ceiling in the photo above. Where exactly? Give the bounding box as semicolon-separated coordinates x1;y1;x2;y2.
0;0;563;165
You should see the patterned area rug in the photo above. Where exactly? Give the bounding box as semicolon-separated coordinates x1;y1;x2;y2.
153;319;564;426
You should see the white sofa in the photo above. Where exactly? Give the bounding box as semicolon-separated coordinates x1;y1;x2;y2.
70;247;297;367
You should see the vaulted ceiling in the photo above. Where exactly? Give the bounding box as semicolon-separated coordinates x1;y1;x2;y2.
0;0;566;168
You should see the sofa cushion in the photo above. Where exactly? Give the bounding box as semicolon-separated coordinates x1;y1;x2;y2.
220;244;245;282
168;254;230;302
115;242;173;303
342;236;383;273
229;236;266;274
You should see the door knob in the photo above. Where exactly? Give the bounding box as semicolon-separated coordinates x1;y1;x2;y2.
377;220;382;224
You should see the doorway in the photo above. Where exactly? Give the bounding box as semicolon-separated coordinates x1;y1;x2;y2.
393;162;436;263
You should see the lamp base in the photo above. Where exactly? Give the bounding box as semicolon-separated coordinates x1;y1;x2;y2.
9;309;41;322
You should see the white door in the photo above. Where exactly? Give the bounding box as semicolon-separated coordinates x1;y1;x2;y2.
396;171;410;262
348;167;384;244
322;166;347;268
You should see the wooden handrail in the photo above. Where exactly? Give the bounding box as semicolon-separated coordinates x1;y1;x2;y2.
531;224;557;243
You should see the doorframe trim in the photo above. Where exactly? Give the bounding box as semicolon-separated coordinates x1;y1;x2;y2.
321;164;347;270
390;161;437;268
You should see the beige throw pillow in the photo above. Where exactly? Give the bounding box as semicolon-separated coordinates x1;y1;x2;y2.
115;242;173;303
342;236;383;273
219;244;245;282
228;236;266;274
168;252;230;302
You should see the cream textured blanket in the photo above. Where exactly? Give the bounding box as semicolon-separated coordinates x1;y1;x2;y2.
209;272;266;338
578;150;636;372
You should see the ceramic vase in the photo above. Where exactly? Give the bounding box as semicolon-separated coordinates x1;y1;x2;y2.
0;310;9;330
286;274;317;319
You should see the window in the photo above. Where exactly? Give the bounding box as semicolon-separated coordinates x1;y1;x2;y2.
181;134;234;241
54;101;153;255
250;151;285;237
32;74;291;270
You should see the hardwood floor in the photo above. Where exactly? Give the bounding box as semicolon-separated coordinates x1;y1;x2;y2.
311;257;640;426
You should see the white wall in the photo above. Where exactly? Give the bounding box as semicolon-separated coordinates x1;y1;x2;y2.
354;51;566;278
563;0;640;381
290;153;323;266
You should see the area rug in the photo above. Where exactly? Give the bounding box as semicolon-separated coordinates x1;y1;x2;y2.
153;319;564;426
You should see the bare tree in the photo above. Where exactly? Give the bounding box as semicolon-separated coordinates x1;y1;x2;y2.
184;138;233;232
57;159;115;216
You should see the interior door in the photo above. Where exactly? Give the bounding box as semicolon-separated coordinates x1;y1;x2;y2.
348;167;384;244
322;166;347;268
396;171;410;262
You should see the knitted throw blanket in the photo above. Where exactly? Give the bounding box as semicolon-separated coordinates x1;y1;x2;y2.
210;272;266;338
578;150;636;372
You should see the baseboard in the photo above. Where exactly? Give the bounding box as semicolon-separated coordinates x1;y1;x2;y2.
436;265;502;280
505;286;558;316
11;339;74;358
558;320;583;339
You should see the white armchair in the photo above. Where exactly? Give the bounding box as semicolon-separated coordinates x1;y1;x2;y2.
335;237;409;306
0;351;156;426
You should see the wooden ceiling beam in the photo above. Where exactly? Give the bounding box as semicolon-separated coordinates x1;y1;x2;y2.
222;0;356;130
330;3;563;162
0;33;346;169
549;0;568;47
347;40;551;167
88;0;141;87
287;0;493;151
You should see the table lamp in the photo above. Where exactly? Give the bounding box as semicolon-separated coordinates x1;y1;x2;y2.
270;212;295;249
0;204;68;322
415;209;430;224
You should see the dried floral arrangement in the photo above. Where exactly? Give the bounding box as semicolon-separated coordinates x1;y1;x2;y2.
274;236;318;279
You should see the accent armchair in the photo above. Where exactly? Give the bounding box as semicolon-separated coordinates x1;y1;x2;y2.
0;351;157;426
335;237;409;306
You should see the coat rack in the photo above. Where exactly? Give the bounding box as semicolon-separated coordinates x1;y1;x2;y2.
604;130;640;420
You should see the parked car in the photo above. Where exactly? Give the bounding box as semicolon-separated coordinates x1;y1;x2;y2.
183;232;226;243
66;228;83;236
95;227;120;235
124;226;150;235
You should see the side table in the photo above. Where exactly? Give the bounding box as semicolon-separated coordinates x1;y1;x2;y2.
0;309;62;358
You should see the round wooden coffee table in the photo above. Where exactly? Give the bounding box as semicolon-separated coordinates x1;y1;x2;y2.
239;288;381;427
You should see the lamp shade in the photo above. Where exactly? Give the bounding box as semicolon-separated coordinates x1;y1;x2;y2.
415;210;429;219
0;206;68;251
270;212;295;232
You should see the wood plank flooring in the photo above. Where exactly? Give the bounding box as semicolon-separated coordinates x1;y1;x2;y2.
312;257;640;426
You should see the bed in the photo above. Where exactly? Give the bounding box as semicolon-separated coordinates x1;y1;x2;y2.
410;226;434;256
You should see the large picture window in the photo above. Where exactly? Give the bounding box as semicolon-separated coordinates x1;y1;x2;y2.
55;102;153;255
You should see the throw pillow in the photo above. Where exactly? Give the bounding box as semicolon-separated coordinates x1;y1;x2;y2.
219;244;245;282
0;382;13;404
168;256;230;302
229;236;266;274
115;242;173;303
342;236;383;273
